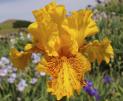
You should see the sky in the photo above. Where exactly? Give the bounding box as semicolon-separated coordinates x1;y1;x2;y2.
0;0;97;22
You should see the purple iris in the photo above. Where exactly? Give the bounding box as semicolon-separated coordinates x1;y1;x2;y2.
83;80;100;101
103;75;112;84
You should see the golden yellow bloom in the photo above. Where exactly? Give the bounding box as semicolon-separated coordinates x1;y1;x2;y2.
80;38;114;64
10;2;114;100
10;48;31;70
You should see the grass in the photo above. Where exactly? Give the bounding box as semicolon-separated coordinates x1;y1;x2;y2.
0;19;29;36
0;19;18;36
0;20;15;29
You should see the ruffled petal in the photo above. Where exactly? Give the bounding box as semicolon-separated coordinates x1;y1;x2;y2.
48;62;82;100
45;2;66;24
62;10;99;54
28;3;61;56
36;54;91;100
80;38;114;64
10;48;31;70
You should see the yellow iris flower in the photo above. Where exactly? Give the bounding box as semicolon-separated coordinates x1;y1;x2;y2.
10;2;114;100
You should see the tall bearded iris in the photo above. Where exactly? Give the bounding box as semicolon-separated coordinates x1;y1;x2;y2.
10;2;114;100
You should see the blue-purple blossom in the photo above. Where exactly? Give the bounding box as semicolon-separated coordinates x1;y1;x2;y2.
0;61;5;67
83;80;100;101
30;78;37;84
0;68;8;77
8;73;17;84
87;80;93;87
17;79;27;92
103;75;112;84
32;53;41;64
6;64;12;69
0;57;10;65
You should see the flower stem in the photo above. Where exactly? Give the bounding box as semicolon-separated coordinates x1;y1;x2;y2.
67;98;69;101
88;95;92;101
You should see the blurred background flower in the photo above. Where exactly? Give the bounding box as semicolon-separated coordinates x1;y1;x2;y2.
103;75;112;84
32;53;41;64
30;77;37;84
84;80;100;101
0;68;8;77
17;79;27;92
7;73;17;84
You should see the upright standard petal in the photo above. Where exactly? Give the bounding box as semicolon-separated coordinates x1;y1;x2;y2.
28;8;60;56
62;10;99;53
45;2;66;24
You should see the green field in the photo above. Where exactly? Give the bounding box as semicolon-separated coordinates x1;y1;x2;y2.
0;20;17;35
0;19;31;36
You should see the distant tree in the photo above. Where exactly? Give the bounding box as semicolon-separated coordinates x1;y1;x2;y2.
13;20;32;28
